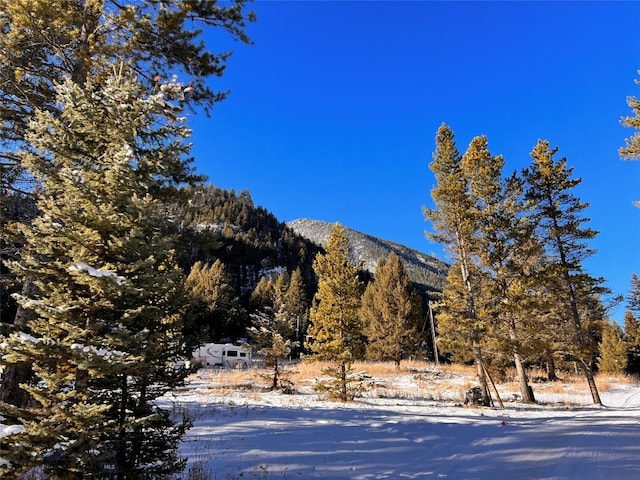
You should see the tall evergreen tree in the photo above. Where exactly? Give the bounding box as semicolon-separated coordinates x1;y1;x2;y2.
186;259;242;342
307;223;364;402
0;0;255;409
0;0;255;193
249;273;297;391
620;70;640;163
628;273;640;316
522;140;608;405
619;70;640;208
598;320;628;375
466;138;541;404
624;274;640;374
281;267;309;355
423;125;490;405
0;71;193;478
360;253;423;368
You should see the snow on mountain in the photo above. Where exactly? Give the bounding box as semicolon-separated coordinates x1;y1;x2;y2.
287;218;449;294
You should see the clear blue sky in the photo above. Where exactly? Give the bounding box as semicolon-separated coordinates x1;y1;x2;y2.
191;1;640;323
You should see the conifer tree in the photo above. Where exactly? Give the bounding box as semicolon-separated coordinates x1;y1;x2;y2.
423;125;490;405
598;321;628;374
0;70;193;478
307;223;364;401
0;0;255;409
0;0;255;193
620;70;640;208
249;274;297;391
186;259;241;342
360;253;423;368
620;70;640;163
465;137;541;404
624;274;640;374
628;273;640;316
522;140;608;405
281;267;309;355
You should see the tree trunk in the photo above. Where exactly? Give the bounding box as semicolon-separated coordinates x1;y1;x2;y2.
514;351;535;404
482;362;504;408
340;362;347;402
272;359;279;390
0;278;37;408
580;360;602;406
0;362;34;408
545;351;558;381
428;303;440;365
473;339;491;406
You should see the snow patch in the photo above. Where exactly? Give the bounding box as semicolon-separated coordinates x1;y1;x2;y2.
69;263;126;285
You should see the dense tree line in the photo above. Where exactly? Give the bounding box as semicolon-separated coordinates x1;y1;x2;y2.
423;123;630;406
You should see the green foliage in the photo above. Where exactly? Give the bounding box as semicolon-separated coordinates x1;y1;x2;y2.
361;253;423;367
248;273;299;391
523;140;607;404
186;259;243;342
312;363;367;402
620;70;640;164
0;70;192;479
171;184;320;342
436;261;495;366
0;0;255;193
282;268;310;351
628;273;640;317
307;223;364;401
522;140;607;357
424;125;493;404
599;321;628;374
624;276;640;374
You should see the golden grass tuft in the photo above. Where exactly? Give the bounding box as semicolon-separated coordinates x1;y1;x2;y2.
187;360;639;406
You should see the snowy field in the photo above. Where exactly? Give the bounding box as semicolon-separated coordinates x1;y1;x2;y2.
161;364;640;480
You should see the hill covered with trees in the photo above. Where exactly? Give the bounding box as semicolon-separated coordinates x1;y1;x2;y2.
287;218;449;297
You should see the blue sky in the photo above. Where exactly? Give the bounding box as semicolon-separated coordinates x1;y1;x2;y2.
191;1;640;322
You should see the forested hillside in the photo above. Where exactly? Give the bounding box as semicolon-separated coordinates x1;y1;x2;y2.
174;184;321;298
287;218;449;297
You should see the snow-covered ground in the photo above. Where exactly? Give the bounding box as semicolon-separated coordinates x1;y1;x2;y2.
162;366;640;479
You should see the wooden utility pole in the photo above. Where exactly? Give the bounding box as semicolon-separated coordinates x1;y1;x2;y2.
428;302;440;365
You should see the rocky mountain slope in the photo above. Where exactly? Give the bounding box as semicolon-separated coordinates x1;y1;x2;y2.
286;218;449;296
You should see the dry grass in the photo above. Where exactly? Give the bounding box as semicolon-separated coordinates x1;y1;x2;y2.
595;373;637;393
187;360;638;406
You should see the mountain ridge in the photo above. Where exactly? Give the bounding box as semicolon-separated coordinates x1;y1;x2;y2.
286;218;449;296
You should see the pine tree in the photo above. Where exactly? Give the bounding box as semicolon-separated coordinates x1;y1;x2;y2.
436;262;480;364
0;0;255;193
620;70;640;162
307;223;364;401
249;274;297;391
0;0;255;409
186;259;241;342
522;140;608;405
598;321;628;374
628;273;640;316
624;274;640;374
360;253;423;368
620;70;640;208
281;267;309;355
423;125;490;405
465;137;541;403
0;70;193;479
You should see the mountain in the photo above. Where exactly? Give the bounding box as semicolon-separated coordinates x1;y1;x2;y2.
286;219;449;296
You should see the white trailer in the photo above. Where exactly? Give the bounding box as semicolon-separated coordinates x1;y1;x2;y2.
192;343;252;369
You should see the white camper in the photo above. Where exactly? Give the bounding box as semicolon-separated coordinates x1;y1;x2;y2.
193;343;252;369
